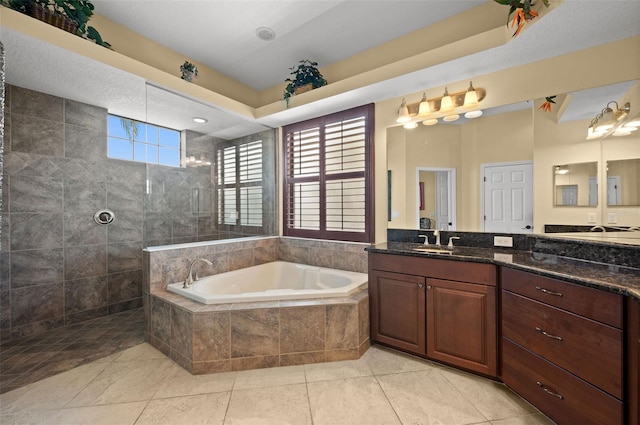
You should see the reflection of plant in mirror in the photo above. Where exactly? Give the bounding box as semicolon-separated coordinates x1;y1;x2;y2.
493;0;549;37
539;95;556;112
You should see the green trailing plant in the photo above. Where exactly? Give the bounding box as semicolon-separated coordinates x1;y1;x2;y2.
1;0;110;48
283;59;327;107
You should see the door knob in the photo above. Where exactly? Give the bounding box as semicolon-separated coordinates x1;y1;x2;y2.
522;225;532;230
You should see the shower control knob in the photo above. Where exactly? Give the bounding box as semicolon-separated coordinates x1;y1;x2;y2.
94;209;115;225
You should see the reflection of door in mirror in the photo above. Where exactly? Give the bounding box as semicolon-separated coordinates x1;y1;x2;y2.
553;162;599;206
482;161;533;233
417;168;456;230
607;159;640;206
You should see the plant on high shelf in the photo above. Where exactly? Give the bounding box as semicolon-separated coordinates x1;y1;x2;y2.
1;0;110;47
493;0;549;37
539;95;556;112
180;61;198;82
283;59;327;107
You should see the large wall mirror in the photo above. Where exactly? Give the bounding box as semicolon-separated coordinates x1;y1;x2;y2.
606;158;640;206
553;162;598;207
387;79;640;235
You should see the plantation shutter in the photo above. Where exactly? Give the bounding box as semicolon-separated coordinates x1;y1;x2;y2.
217;140;263;226
283;104;374;242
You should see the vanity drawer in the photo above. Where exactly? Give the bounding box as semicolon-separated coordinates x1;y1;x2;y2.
502;338;623;425
502;290;623;398
370;252;496;286
501;267;623;328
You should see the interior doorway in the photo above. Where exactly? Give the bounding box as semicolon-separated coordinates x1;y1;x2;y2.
481;161;533;234
416;167;456;230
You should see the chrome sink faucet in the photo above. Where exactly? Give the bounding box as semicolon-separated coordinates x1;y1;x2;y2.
418;229;441;246
183;258;213;288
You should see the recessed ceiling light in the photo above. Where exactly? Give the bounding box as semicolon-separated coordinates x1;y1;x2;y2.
193;117;207;124
256;27;276;41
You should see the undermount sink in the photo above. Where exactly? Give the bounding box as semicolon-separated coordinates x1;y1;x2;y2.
413;248;452;255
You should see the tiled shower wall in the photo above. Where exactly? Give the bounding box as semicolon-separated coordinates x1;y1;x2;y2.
0;85;277;341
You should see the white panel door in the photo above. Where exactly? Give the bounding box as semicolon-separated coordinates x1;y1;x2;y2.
435;171;450;230
483;162;533;233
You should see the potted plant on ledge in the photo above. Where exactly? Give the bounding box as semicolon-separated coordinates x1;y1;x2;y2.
1;0;110;47
493;0;549;37
283;59;327;107
180;61;198;82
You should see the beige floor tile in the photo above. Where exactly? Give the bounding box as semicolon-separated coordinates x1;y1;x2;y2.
441;367;537;421
224;383;311;425
153;363;236;399
0;362;110;415
376;369;487;425
113;343;166;362
233;364;306;390
137;392;230;425
361;345;436;375
491;413;557;425
307;376;401;425
0;401;146;425
304;358;372;382
66;358;174;407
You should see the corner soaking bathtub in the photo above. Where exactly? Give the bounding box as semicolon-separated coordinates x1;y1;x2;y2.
167;261;368;304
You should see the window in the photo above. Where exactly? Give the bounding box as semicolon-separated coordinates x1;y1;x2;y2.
217;140;263;227
283;104;374;243
107;114;181;166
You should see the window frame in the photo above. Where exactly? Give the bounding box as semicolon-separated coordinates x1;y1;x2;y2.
216;139;264;228
282;103;375;243
107;114;181;167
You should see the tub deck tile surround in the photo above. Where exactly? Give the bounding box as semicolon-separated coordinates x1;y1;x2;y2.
143;236;370;375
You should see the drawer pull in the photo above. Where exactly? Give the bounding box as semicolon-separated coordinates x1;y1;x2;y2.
535;327;563;341
536;381;564;400
535;286;563;297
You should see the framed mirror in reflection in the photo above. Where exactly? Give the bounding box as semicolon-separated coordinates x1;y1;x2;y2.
607;158;640;206
553;162;598;207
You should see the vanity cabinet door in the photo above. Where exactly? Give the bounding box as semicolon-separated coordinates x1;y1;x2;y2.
426;278;497;377
369;269;426;356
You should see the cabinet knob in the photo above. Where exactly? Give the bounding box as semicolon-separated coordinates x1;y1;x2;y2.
426;285;432;290
418;284;424;288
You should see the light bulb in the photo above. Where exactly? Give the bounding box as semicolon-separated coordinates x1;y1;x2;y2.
439;88;454;112
463;82;478;108
418;93;431;116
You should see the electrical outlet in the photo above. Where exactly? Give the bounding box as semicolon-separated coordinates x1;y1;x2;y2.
494;236;513;247
587;213;597;223
494;253;513;263
608;212;618;223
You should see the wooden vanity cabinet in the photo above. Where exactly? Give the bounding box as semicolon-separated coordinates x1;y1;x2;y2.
501;267;624;425
368;252;497;376
369;269;426;356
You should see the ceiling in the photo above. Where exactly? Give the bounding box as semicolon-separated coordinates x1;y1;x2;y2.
2;0;640;138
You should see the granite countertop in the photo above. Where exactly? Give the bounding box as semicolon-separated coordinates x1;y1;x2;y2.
366;242;640;300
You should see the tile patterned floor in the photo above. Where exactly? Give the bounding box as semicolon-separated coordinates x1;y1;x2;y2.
0;339;557;425
0;308;145;394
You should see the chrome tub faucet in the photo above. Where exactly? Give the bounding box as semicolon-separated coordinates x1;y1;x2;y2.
183;258;213;288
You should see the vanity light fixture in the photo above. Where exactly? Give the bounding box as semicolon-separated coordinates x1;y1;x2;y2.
463;82;479;108
398;82;486;128
193;117;208;123
464;110;483;119
586;101;633;139
396;98;411;123
439;87;455;112
418;93;431;116
403;121;418;129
